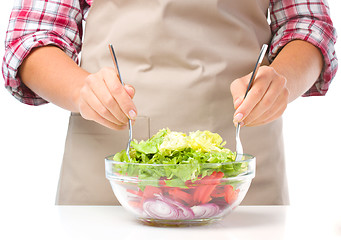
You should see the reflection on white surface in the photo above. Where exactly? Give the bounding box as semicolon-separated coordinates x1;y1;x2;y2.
57;206;286;240
55;205;341;240
1;202;341;239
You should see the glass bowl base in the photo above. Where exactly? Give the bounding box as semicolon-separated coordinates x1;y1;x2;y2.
138;217;222;227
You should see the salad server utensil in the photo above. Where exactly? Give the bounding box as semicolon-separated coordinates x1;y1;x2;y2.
235;44;268;161
109;44;132;161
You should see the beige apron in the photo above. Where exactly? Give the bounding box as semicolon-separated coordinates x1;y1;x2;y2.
56;0;289;205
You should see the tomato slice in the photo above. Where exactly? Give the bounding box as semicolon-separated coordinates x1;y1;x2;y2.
142;185;162;200
211;185;226;198
168;188;193;205
224;185;240;204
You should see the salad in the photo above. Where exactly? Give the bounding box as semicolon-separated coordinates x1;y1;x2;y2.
109;129;251;221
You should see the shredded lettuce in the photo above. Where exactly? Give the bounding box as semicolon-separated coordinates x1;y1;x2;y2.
111;129;247;189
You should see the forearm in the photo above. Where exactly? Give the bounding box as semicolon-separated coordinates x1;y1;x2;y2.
269;40;324;103
18;45;137;130
18;45;89;112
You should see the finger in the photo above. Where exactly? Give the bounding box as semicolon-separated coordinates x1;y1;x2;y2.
87;74;128;124
241;76;286;125
246;89;289;127
79;97;128;130
124;84;135;99
81;83;125;126
230;73;251;109
233;71;272;124
102;68;137;120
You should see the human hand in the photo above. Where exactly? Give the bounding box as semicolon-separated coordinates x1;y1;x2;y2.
76;67;137;130
230;66;289;127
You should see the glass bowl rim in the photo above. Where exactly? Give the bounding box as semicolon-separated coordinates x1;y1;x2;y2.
105;153;255;167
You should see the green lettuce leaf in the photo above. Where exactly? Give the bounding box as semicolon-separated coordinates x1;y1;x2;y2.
112;129;246;189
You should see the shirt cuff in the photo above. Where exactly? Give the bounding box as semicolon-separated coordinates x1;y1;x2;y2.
269;20;338;97
2;31;79;106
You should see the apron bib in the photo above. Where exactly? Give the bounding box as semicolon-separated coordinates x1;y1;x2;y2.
56;0;289;205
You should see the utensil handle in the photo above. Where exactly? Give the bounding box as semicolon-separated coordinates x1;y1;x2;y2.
109;44;124;85
243;44;268;99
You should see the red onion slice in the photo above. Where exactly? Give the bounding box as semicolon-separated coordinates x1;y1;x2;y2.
143;194;194;220
156;194;194;220
191;203;220;218
143;199;180;219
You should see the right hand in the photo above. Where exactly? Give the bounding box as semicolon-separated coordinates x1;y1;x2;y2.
76;67;137;130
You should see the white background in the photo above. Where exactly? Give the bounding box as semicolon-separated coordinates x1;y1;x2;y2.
0;1;340;211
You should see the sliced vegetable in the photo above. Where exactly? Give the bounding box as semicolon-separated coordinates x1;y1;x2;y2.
142;185;162;199
167;188;193;205
192;171;225;205
191;203;220;218
143;199;180;219
224;185;240;204
210;185;226;198
143;194;194;220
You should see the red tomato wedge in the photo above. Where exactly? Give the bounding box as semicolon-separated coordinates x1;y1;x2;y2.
224;185;240;204
142;185;163;199
168;188;193;205
210;185;226;198
192;171;225;205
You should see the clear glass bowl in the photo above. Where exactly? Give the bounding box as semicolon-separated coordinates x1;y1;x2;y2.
105;154;255;226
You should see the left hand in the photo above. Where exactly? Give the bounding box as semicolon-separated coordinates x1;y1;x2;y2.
230;66;289;127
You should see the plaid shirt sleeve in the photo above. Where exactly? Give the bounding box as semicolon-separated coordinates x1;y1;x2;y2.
269;0;338;97
3;0;337;105
2;0;91;105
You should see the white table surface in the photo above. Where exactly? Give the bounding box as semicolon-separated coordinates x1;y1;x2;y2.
1;205;340;240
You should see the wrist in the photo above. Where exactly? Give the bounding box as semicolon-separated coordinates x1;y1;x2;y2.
269;40;323;102
71;71;91;113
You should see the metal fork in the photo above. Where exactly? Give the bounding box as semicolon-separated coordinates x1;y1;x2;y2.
109;44;132;161
235;44;268;161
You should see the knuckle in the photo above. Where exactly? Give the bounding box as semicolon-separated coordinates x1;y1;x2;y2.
98;106;109;117
263;66;276;75
120;102;132;114
269;66;277;75
111;83;123;95
103;95;115;107
85;74;97;86
267;107;275;116
262;97;273;108
253;86;264;96
277;76;287;87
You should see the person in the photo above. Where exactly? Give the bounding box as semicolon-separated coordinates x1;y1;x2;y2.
2;0;337;205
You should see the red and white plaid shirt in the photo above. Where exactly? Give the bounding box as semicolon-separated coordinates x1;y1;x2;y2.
2;0;338;105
